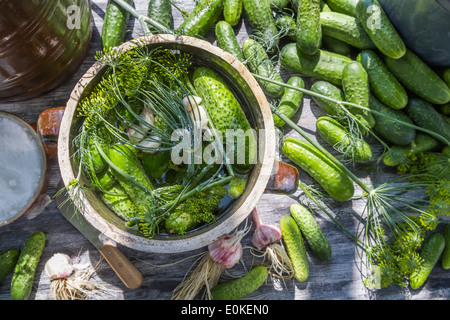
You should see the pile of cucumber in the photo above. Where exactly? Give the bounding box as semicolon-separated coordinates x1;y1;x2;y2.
95;0;450;296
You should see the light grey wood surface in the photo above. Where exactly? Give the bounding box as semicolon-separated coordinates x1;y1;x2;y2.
0;0;449;301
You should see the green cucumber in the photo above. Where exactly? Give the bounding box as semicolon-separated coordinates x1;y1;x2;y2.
324;0;358;16
273;76;305;127
11;232;46;300
356;0;406;59
385;50;450;105
280;215;309;282
342;61;375;130
409;232;445;290
101;182;141;221
176;0;224;37
321;35;353;57
296;0;322;55
228;175;248;199
405;97;450;143
147;0;172;31
210;265;268;300
282;137;355;201
276;15;297;41
242;0;279;53
383;133;439;167
320;0;331;12
242;38;285;98
320;12;375;50
141;150;170;180
101;0;132;49
441;103;450;117
290;203;332;261
442;223;450;270
108;144;155;214
0;249;19;283
280;43;353;86
193;67;257;172
357;50;408;110
224;0;243;26
215;21;245;62
310;81;346;118
270;0;291;11
444;69;450;89
369;95;416;146
316;116;373;163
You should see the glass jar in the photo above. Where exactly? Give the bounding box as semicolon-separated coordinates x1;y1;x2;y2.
0;0;92;101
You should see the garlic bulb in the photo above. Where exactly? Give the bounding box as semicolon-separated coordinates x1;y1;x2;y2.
251;207;282;250
190;105;209;129
208;225;251;268
45;253;74;280
127;126;146;143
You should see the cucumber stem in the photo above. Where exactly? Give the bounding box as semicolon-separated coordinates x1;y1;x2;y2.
251;73;450;147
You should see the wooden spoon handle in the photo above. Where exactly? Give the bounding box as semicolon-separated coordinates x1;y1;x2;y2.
98;241;143;290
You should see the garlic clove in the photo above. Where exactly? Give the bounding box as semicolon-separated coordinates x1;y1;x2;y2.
183;95;202;112
138;136;161;154
45;253;74;280
190;105;209;129
127;126;146;143
139;107;155;129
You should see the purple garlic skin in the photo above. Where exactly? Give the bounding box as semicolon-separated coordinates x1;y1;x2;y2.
208;234;243;268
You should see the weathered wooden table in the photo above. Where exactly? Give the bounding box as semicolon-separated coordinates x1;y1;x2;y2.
0;0;449;301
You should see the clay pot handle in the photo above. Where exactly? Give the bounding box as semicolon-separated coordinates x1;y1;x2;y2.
264;160;299;195
35;106;65;160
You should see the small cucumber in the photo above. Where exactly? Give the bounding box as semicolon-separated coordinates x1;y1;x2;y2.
210;265;268;300
369;95;416;146
385;50;450;105
228;175;248;199
310;81;346;118
342;61;376;130
324;0;358;16
224;0;243;26
242;38;285;98
444;69;450;89
296;0;322;55
442;223;450;270
357;50;408;110
101;0;132;49
273;76;305;127
290;203;332;261
321;35;353;57
147;0;172;31
101;182;141;221
270;0;291;11
176;0;224;37
316;116;373;163
242;0;279;53
276;15;297;41
405;97;450;144
11;232;46;300
383;133;439;167
356;0;406;59
0;249;19;283
409;232;445;290
215;21;244;62
193;67;257;172
320;12;375;50
280;215;309;282
280;43;353;86
108;144;156;214
282;137;355;201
